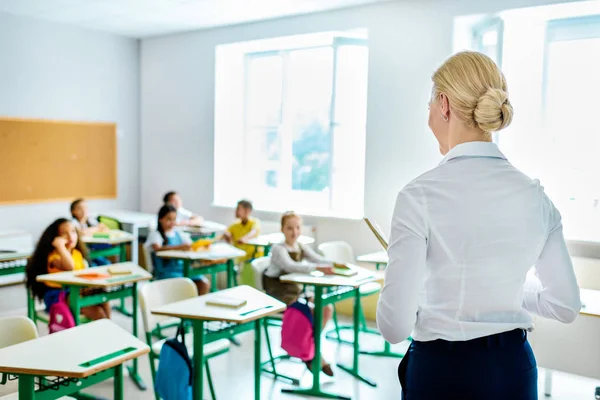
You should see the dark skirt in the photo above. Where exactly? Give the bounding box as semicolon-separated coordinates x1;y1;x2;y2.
399;329;537;400
262;273;302;305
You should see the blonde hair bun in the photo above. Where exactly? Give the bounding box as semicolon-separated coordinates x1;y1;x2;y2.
432;51;514;134
474;87;513;133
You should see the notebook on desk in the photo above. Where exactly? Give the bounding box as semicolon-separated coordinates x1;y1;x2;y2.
206;296;247;309
364;218;388;251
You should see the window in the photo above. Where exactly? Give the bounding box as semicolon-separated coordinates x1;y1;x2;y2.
455;3;600;242
214;31;369;218
472;18;504;67
541;16;600;239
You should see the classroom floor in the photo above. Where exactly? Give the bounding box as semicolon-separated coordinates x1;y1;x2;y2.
0;283;597;400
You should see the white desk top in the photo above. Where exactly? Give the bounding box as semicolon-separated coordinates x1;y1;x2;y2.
0;251;31;262
184;220;228;235
280;265;376;288
36;263;152;288
580;288;600;318
151;285;286;324
81;230;135;245
247;233;314;247
156;242;246;261
357;251;388;265
101;210;156;226
0;319;149;378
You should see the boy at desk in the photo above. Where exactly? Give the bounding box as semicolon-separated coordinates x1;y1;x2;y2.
163;191;203;227
223;199;261;261
70;198;111;266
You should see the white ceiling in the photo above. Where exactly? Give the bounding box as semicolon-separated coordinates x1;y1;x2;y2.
0;0;391;38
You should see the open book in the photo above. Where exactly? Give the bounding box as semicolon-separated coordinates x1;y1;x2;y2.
364;218;389;251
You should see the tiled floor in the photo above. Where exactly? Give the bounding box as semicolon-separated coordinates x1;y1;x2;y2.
0;283;597;399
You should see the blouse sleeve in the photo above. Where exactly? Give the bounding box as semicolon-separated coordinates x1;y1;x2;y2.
145;231;164;249
270;244;318;274
522;196;581;323
377;182;428;344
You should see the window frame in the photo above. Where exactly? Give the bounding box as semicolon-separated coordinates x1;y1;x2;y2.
241;37;368;217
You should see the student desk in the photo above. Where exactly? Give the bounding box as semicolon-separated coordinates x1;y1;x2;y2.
529;288;600;397
353;251;404;359
35;263;152;391
183;221;227;239
0;251;31;281
247;233;315;257
0;319;149;400
80;230;134;263
100;210;156;265
280;266;378;399
356;251;388;270
156;243;246;291
151;285;285;400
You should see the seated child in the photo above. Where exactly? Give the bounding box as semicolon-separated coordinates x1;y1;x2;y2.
145;205;210;295
70;198;111;266
163;191;203;226
26;218;111;320
223;199;261;261
262;211;335;376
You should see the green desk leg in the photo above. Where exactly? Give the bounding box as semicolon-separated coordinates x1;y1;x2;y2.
119;243;127;263
127;282;147;390
254;319;261;400
227;259;236;288
70;286;82;326
114;364;124;400
360;340;405;358
263;245;271;257
27;289;35;322
375;263;384;270
112;243;134;317
17;374;35;400
192;319;205;400
337;288;377;387
282;285;350;400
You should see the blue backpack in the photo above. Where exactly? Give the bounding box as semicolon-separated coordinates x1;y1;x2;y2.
155;324;192;400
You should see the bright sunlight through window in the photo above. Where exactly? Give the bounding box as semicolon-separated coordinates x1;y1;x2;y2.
214;30;369;218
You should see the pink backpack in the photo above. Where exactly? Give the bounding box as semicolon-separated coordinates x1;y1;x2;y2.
48;292;75;334
281;300;314;361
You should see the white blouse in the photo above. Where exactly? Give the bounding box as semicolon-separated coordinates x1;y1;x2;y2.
377;142;582;344
264;242;329;278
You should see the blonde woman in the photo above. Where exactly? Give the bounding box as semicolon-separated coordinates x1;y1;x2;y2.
376;51;581;399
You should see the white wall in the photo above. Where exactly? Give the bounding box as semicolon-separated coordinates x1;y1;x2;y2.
140;0;583;256
0;13;140;240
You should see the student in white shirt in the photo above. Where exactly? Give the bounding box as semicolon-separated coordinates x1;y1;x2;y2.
263;211;335;376
163;191;203;226
377;51;581;400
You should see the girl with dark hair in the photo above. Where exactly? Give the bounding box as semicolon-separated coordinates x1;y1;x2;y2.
26;218;111;320
145;205;210;295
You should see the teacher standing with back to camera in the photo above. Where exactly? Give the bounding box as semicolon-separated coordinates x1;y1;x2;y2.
377;51;582;400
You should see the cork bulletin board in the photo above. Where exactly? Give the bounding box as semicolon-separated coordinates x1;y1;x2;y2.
0;117;117;204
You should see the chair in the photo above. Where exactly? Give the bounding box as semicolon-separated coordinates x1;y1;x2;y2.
142;240;155;275
318;241;382;345
0;317;75;400
138;278;230;400
251;258;300;385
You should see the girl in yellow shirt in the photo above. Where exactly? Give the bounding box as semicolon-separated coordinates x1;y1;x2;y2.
26;218;110;320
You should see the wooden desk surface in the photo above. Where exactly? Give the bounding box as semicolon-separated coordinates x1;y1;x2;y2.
36;263;152;288
280;265;376;288
80;230;135;245
151;285;286;324
247;233;314;247
580;288;600;318
356;251;388;265
184;221;227;235
0;319;149;378
0;251;31;262
156;242;246;261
